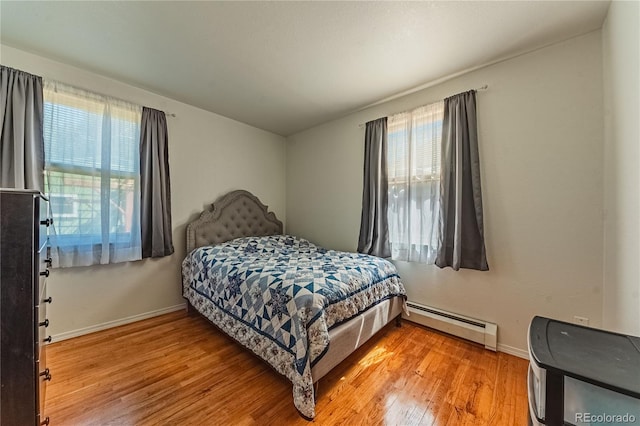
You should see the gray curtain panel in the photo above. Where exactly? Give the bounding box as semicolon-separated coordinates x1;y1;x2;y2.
436;91;489;271
140;107;174;258
0;65;44;191
357;117;391;258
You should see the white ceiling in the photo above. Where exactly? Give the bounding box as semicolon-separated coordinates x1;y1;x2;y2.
1;1;610;136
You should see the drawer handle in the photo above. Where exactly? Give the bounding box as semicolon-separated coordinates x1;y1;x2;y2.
40;218;52;226
44;336;52;343
44;296;52;304
39;319;49;328
45;257;52;267
40;269;50;277
41;417;50;426
40;369;52;381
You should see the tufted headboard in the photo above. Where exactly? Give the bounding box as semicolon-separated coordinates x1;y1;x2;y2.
186;190;283;254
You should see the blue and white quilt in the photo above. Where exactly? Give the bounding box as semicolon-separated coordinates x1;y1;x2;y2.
182;234;406;418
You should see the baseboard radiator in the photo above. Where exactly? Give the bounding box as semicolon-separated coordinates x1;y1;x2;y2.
404;301;497;351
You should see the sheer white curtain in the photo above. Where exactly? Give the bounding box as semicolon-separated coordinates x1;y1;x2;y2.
43;81;142;267
387;101;444;263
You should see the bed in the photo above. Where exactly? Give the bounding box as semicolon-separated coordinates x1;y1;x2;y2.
181;190;406;419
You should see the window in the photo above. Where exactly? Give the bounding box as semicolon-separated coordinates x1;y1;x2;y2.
43;81;142;267
387;101;444;263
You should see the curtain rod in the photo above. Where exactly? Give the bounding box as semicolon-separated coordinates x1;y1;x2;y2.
358;84;488;128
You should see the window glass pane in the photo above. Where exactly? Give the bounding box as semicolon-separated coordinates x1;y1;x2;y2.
45;170;101;239
110;108;140;174
44;102;139;174
44;103;102;169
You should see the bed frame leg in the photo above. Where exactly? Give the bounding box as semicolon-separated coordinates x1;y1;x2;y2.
186;301;195;315
395;315;402;327
314;381;320;403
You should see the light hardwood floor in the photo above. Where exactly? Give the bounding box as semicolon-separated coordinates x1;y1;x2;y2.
46;310;529;425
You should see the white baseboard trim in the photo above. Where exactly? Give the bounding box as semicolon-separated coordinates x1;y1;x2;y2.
51;303;186;343
498;343;529;359
51;303;532;361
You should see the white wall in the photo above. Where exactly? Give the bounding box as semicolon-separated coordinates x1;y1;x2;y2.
287;32;604;354
602;1;640;336
0;45;287;339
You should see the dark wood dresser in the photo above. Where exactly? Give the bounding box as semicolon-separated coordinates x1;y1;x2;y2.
0;189;53;425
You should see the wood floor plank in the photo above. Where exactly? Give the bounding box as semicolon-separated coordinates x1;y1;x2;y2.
45;310;529;425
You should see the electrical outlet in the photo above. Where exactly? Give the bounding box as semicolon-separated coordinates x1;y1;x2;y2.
573;316;589;326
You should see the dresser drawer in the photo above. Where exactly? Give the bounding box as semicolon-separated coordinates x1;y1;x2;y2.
37;303;49;359
39;245;51;268
38;246;51;299
38;201;51;254
36;359;51;423
38;281;51;357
